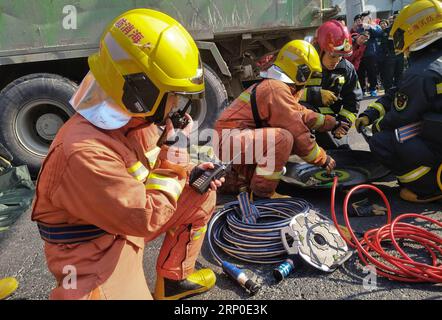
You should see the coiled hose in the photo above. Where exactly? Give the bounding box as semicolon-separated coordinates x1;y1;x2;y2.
331;177;442;283
207;198;313;265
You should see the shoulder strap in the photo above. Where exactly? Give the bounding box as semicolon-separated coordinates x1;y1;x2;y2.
250;83;263;129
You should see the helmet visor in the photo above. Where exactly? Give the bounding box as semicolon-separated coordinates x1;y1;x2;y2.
329;50;352;58
71;72;132;130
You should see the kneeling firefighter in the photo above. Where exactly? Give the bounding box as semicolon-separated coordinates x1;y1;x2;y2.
300;20;363;149
356;0;442;203
32;9;224;300
214;40;339;198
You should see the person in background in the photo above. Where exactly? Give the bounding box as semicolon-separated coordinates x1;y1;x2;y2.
214;40;338;199
346;32;369;71
377;17;405;92
335;16;347;27
352;13;383;97
355;0;442;203
300;20;362;149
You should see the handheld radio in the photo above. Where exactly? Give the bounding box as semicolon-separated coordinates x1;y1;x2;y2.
157;99;192;147
190;152;242;194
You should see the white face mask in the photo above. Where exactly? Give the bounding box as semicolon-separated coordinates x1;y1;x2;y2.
70;72;132;130
77;101;131;130
260;65;295;84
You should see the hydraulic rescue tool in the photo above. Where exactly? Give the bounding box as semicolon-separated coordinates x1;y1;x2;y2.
331;177;442;283
273;258;295;282
280;149;390;190
207;195;351;292
281;210;352;273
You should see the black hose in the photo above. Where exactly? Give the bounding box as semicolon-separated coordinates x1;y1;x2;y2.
207;198;313;265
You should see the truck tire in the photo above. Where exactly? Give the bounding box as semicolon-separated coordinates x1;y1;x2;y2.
188;64;228;135
0;74;77;177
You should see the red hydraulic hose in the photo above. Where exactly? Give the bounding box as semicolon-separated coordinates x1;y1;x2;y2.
331;177;442;283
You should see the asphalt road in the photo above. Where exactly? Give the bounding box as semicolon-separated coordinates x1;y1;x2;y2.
1;97;441;300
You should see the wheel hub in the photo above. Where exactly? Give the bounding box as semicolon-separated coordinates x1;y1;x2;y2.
35;113;64;141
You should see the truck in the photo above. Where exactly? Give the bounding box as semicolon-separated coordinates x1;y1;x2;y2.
0;0;338;176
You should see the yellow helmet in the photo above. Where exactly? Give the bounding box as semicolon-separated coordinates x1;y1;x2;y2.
390;0;442;54
88;9;204;122
274;40;322;86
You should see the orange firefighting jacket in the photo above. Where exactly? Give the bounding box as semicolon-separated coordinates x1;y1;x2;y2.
215;79;336;166
31;114;191;298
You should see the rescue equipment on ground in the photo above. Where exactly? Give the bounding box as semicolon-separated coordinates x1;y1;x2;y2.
351;198;388;217
208;197;312;264
331;177;442;283
280;150;390;190
281;210;352;272
207;193;350;292
221;261;261;295
273;258;295;282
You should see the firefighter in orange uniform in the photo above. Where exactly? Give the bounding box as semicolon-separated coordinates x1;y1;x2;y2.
32;9;224;300
214;40;346;198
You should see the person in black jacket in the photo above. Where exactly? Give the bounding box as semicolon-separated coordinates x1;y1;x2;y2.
351;14;383;97
355;0;442;203
301;20;362;149
377;18;405;92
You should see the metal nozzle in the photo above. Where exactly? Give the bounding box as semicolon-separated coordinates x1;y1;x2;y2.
222;261;261;296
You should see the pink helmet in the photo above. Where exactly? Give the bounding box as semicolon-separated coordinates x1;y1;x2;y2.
317;20;353;56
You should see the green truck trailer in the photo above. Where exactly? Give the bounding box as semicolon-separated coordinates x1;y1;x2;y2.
0;0;338;176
